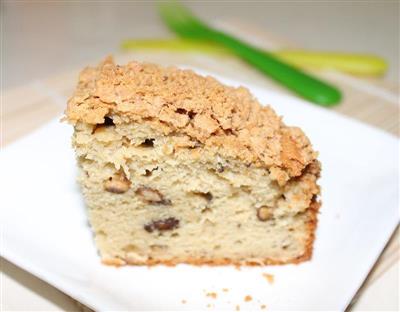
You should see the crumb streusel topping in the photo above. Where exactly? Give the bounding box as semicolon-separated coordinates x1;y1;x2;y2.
66;57;317;182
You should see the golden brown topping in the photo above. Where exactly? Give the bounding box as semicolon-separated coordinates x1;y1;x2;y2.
66;57;318;180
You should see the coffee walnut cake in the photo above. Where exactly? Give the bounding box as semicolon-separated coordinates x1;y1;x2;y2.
66;57;321;266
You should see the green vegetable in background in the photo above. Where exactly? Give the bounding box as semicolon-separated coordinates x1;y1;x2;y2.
121;39;387;77
157;1;341;106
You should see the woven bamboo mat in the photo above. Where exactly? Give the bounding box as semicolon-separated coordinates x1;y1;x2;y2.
2;20;398;311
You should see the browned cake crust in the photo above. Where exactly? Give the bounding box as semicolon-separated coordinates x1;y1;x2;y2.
66;57;318;186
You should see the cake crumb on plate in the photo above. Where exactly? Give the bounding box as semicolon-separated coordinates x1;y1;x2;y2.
206;292;217;299
262;273;275;284
244;295;252;302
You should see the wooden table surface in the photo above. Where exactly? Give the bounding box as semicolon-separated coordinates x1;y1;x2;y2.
2;12;399;312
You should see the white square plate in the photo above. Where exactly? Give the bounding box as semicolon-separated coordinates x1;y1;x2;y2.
1;73;398;311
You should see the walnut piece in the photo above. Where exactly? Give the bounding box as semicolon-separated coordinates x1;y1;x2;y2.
257;206;273;221
135;186;171;205
144;217;180;233
104;172;130;194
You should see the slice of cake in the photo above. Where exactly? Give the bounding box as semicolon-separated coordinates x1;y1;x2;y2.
66;57;321;266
